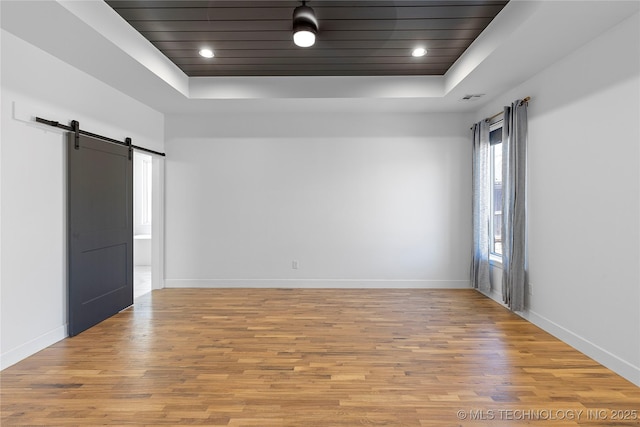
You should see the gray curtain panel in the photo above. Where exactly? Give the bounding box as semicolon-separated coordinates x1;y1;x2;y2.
470;121;491;292
501;99;528;311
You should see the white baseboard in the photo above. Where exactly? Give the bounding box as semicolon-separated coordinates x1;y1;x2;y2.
477;287;505;305
0;324;67;370
522;309;640;387
165;279;471;289
479;289;640;387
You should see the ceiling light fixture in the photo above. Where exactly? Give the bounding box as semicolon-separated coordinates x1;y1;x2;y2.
412;47;427;57
199;48;214;58
292;1;318;48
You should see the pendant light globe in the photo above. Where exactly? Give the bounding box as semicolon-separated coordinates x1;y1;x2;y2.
292;2;318;48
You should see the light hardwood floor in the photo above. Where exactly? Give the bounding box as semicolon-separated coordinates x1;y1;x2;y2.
1;289;638;426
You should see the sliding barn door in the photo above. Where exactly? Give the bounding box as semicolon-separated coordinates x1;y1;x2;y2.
67;132;133;336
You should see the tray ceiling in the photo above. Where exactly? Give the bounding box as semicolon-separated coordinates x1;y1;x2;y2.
105;1;509;77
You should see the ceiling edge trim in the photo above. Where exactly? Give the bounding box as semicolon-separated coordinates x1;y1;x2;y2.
57;0;190;98
444;0;542;95
189;75;445;100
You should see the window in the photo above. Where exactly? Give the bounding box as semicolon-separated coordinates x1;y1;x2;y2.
489;123;503;258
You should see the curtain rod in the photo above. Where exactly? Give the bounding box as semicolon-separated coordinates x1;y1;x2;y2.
470;96;531;130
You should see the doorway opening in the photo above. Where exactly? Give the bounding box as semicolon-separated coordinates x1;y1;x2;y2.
133;151;153;299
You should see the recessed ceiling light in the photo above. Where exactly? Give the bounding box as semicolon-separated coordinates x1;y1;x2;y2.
412;47;427;57
199;48;214;58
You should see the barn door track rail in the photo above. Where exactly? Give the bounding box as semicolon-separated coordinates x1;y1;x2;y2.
35;117;165;157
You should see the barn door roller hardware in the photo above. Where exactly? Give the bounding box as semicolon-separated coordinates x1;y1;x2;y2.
71;120;80;150
34;117;166;157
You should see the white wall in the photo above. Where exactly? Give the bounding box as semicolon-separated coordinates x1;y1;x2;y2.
0;30;164;369
165;112;472;288
475;13;640;386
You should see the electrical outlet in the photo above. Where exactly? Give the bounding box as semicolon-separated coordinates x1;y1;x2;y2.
292;260;299;270
528;282;533;296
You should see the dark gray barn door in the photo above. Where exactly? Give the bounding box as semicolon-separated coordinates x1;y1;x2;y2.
67;132;133;336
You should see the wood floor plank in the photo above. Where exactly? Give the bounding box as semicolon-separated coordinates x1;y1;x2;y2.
1;289;638;426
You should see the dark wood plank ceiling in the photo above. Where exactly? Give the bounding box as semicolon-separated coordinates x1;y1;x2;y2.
105;1;509;77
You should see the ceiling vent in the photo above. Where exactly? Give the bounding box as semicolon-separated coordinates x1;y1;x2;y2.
461;94;485;101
